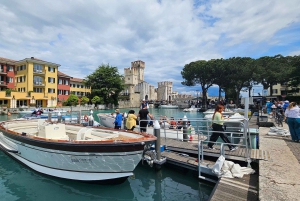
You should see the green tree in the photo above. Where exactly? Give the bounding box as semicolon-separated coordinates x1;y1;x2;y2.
256;55;292;96
225;57;256;104
91;96;103;105
80;96;89;105
84;64;124;105
181;60;215;109
65;94;78;106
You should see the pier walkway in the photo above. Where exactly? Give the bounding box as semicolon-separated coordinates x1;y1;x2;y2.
259;121;300;201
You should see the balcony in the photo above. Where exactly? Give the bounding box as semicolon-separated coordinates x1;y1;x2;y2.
0;80;7;86
33;70;44;74
0;68;7;74
33;82;45;86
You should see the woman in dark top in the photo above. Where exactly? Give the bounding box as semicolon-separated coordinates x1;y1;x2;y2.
138;105;153;132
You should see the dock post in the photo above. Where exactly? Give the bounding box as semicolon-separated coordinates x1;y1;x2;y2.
154;120;161;161
77;110;81;124
48;112;52;122
123;112;127;130
183;115;188;141
57;112;62;123
89;110;94;126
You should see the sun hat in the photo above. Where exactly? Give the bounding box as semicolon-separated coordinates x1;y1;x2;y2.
115;109;120;113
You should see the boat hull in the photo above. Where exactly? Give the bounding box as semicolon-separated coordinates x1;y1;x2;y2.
0;126;147;182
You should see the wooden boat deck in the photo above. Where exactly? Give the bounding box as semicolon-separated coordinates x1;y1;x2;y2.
160;138;270;161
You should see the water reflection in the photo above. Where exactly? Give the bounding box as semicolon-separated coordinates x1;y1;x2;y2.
0;152;212;201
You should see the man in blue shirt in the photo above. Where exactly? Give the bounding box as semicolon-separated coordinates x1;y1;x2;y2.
114;109;123;129
282;100;289;112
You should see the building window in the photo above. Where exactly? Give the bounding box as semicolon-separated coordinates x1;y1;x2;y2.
18;87;25;92
48;77;55;83
33;64;43;72
81;85;84;88
33;88;43;93
17;65;26;71
48;88;55;93
272;89;278;94
48;67;55;72
58;90;62;95
33;76;43;85
8;66;14;71
64;80;69;85
58;79;62;84
64;90;69;95
7;77;13;83
77;84;80;88
17;76;26;83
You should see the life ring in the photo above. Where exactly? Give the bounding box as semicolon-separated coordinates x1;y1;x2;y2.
84;116;89;122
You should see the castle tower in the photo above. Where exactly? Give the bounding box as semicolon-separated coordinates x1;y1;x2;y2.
131;60;145;82
157;81;173;102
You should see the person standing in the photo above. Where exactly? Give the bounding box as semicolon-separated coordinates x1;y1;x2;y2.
283;100;290;112
266;100;273;114
138;105;153;132
208;104;238;151
113;109;123;129
284;102;300;142
140;99;149;109
126;110;137;131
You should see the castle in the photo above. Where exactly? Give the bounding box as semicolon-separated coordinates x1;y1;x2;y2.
120;60;178;108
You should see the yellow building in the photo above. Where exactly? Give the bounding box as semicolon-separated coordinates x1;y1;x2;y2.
70;78;91;97
12;57;60;108
271;83;300;98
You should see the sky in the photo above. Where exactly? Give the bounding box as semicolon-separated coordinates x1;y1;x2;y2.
0;0;300;97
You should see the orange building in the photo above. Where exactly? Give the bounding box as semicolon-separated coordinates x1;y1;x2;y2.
57;71;72;104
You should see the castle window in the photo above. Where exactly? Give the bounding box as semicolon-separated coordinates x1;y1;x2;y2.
128;78;130;80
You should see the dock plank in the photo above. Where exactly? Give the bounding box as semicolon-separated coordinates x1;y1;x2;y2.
210;174;258;201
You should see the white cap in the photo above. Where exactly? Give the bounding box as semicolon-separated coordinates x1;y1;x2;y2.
285;100;289;103
142;99;145;101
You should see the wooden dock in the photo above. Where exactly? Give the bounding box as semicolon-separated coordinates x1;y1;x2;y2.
209;174;258;201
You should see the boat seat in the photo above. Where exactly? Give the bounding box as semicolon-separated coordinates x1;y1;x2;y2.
38;123;69;140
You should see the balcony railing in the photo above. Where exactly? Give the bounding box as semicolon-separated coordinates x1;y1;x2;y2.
0;81;7;86
33;82;45;86
0;69;7;74
33;70;43;74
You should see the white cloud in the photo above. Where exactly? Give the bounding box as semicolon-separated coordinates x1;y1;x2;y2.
0;0;299;95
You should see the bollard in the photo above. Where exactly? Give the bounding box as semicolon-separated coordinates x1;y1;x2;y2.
57;112;62;123
89;110;94;126
48;112;52;122
182;115;188;141
154;120;161;161
89;115;94;126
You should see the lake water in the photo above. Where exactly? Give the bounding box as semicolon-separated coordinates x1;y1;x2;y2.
0;108;213;201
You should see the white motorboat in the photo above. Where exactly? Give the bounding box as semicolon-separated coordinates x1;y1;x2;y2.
19;109;68;115
0;119;156;183
204;113;244;121
158;104;178;109
203;109;235;115
183;105;198;112
97;113;120;128
97;113;196;141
